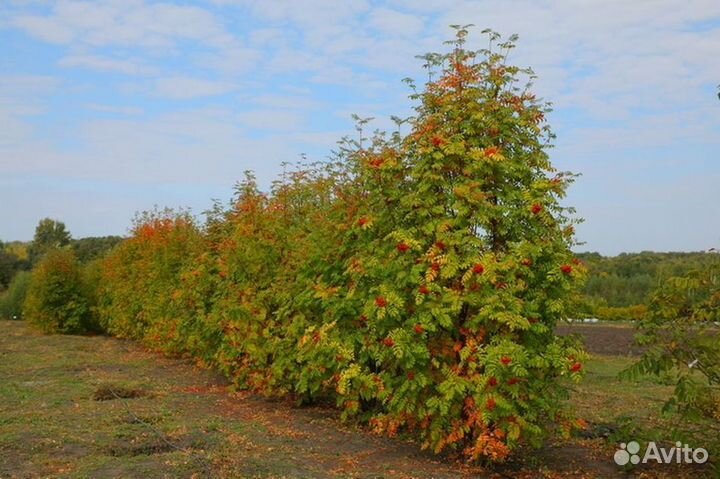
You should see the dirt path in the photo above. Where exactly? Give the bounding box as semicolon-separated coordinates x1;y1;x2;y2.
0;321;705;478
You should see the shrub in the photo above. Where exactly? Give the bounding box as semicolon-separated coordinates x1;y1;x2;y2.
96;208;206;352
207;167;350;392
622;260;720;432
0;270;32;319
23;248;97;334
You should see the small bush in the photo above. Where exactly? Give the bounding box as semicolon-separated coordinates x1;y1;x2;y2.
23;248;98;334
622;261;720;425
0;271;32;319
96;208;205;348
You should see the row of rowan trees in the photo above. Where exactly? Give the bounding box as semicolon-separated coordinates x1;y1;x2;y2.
17;29;589;461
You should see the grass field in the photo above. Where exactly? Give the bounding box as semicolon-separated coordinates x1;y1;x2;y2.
0;320;715;478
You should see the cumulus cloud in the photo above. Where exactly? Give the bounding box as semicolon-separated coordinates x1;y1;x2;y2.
0;75;59;150
85;103;144;115
58;54;154;75
11;0;234;48
0;106;318;185
151;76;238;99
368;7;425;36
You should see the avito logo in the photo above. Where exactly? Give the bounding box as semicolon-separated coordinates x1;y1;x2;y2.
614;441;708;466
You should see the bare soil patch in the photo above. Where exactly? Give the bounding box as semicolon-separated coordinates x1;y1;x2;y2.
557;323;644;356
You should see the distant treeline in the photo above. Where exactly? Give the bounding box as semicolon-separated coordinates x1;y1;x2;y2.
71;236;125;263
0;219;124;319
1;234;124;288
575;251;719;320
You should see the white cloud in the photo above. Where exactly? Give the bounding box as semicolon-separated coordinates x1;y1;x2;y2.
152;77;238;99
0;107;318;186
0;114;33;150
85;103;144;115
238;0;370;27
246;94;321;110
0;74;59;96
235;109;304;131
11;14;74;43
11;0;234;49
58;54;153;75
0;75;59;149
248;28;288;46
197;46;262;75
368;7;424;36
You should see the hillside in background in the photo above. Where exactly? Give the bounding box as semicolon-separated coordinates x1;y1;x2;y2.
576;251;719;320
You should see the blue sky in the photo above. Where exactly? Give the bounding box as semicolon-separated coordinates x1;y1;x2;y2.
1;0;719;255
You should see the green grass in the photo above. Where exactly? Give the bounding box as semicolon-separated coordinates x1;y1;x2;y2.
569;354;719;477
0;321;465;478
0;325;214;477
572;355;674;427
